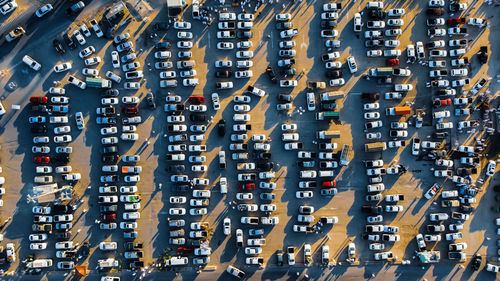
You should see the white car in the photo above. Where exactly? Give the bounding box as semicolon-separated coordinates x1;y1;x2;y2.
394;84;413;91
223;218;231;235
296;191;313;198
279;80;297;88
53;62;72;73
177;41;193;49
387;19;404;26
388;8;405;16
217;42;234;50
174;21;191;29
367;50;382;57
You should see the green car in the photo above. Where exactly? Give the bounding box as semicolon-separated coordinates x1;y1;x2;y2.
121;195;141;203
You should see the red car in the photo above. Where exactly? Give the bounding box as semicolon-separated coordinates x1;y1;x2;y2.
30;96;48;104
177;247;194;254
101;213;116;221
33;156;50;164
322;180;336;188
122;107;139;115
188;96;205;104
433;98;452;107
238;183;255;191
446;18;466;26
386;59;399;66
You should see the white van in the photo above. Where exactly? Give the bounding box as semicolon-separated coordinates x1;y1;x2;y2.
98;258;118;268
367;183;385;192
0;101;6;116
282;133;299;141
219;12;236;21
220;177;228;194
192;0;200;19
406;44;416;62
165;256;188;266
300;170;317;179
23;55;41;71
27;259;53;268
384;49;401;57
49;116;69;124
160;80;178;88
319;170;335;177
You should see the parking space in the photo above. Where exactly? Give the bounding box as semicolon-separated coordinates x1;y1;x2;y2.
0;0;499;280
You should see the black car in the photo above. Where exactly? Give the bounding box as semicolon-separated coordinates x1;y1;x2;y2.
368;10;386;19
254;152;271;160
102;89;119;97
215;70;232;78
426;8;445;16
189;114;207;122
432;132;448;139
153;22;169;31
102;154;118;164
218;120;226;136
100;205;118;213
256;162;274;170
283;68;296;76
167;165;186;173
325;70;342;78
361;92;380;101
146;92;156;108
125;242;143;251
54;154;70;164
237;31;253;39
266;65;278;83
459;205;475;213
320;21;337;29
66;1;85;16
494;185;500;192
55;231;71;240
53;204;74;214
31;105;49;113
31;125;47;134
279;94;293;102
365;39;384;48
171;185;189;192
155;42;171;50
471;255;482;271
361;205;382;214
103;146;118;154
320;102;338;111
62;33;76;49
53;39;65;54
478;46;487;64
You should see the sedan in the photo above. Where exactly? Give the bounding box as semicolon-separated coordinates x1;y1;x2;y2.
217;42;234;50
53;62;72;73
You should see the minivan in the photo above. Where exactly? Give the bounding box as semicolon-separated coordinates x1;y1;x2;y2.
319;170;335;177
27;259;53;268
300;170;317;179
165;256;188;266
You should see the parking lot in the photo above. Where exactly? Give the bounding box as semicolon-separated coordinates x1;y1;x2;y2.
0;0;500;280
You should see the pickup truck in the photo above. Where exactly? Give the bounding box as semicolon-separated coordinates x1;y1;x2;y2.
96;107;115;116
361;205;382;214
32;224;52;233
125;242;143;251
385;194;404;202
124;251;144;259
164;104;185;112
218;21;236;30
266;66;278;83
129;261;145;270
247;85;266;97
